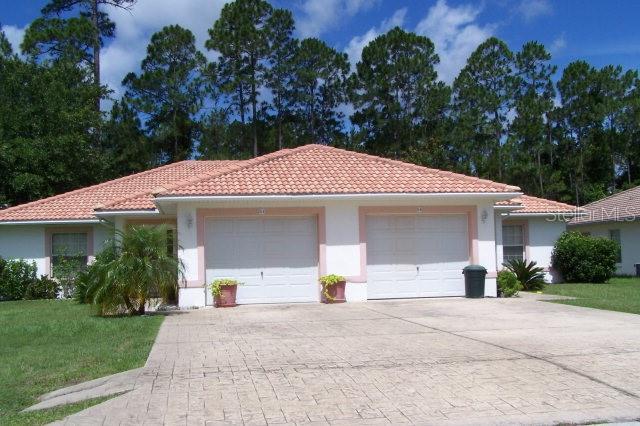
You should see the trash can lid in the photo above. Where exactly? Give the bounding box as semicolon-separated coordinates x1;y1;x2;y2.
463;265;487;272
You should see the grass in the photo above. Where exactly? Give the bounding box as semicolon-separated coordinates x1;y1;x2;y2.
542;277;640;315
0;299;163;425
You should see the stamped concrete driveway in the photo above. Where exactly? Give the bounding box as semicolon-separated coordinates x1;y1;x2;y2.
57;296;640;425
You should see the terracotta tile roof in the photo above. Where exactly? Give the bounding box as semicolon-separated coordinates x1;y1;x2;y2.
0;160;241;222
161;144;521;197
496;195;580;214
0;144;524;223
570;186;640;224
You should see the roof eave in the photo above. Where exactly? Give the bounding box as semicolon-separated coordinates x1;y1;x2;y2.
0;218;101;225
569;216;639;226
94;209;160;217
154;192;524;203
504;211;587;218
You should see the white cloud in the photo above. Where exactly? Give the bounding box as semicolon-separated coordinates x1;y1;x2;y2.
2;24;26;54
415;0;494;83
296;0;379;38
344;8;406;69
550;33;566;54
102;0;228;100
517;0;552;22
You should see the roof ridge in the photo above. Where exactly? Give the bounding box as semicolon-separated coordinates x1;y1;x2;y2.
581;185;639;208
309;145;521;192
156;145;317;196
0;160;193;218
97;159;243;210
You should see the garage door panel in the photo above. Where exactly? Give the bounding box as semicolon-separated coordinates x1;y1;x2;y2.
367;214;469;299
206;216;318;304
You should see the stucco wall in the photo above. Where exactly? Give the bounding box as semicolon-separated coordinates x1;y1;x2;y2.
0;225;46;276
175;196;502;305
496;215;567;283
0;223;112;277
570;221;640;276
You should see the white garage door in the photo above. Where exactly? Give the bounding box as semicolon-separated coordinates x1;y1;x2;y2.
367;214;469;299
205;216;319;304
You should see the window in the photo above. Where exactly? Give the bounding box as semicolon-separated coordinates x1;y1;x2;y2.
51;232;88;277
609;229;622;263
166;229;176;257
503;224;524;262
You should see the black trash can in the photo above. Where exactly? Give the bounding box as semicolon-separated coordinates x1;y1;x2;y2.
462;265;487;298
635;263;640;278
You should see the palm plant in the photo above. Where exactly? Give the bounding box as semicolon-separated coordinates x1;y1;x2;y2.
78;225;183;316
503;258;546;291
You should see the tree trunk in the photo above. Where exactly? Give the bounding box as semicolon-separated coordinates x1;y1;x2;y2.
173;108;178;161
91;0;101;112
537;148;544;196
250;55;258;157
137;298;146;315
238;82;246;150
277;116;283;150
251;85;258;157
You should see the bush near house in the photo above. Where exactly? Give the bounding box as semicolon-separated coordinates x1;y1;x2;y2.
0;257;60;301
497;270;522;297
503;259;546;291
76;225;183;316
551;231;620;283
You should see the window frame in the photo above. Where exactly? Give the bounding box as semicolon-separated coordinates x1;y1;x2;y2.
609;229;622;263
45;227;94;278
502;221;528;263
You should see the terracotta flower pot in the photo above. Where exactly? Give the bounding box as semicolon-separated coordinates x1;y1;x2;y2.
214;285;238;307
321;280;346;303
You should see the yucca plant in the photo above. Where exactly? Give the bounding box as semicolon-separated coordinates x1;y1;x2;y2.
79;225;183;316
503;258;546;291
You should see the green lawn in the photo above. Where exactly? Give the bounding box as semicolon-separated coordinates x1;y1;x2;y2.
0;300;163;425
542;277;640;315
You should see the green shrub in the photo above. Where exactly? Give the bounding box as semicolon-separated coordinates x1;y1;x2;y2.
551;231;619;283
0;257;59;301
0;257;38;301
81;225;183;315
503;259;546;291
497;270;522;297
24;276;60;300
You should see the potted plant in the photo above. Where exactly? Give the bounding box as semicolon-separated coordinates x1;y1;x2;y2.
319;274;346;303
211;278;241;307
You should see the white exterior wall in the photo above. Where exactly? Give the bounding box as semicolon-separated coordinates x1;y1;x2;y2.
0;222;113;277
528;218;566;282
93;223;112;254
476;203;498;297
570;221;640;276
0;225;46;276
175;195;506;306
497;215;567;283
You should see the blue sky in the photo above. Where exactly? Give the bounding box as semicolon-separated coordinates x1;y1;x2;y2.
1;0;639;99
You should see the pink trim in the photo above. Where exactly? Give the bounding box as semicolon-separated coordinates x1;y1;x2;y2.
44;226;94;277
346;205;479;283
194;207;326;287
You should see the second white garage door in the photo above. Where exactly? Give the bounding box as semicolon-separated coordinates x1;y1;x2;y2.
205;216;319;304
367;214;470;299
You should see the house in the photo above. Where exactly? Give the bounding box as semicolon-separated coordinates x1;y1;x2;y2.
568;186;640;276
0;144;582;306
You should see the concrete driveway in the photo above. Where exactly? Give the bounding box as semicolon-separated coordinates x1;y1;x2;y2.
57;295;640;425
